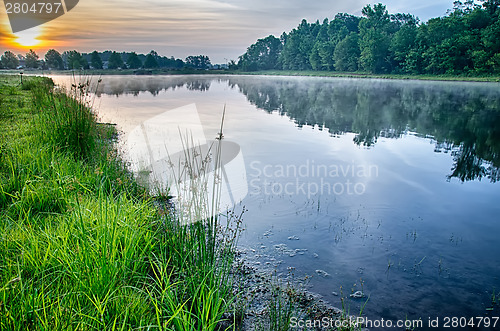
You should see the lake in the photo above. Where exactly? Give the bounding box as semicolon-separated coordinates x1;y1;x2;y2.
51;74;500;329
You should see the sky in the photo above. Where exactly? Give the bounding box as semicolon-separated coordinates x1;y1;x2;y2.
0;0;463;63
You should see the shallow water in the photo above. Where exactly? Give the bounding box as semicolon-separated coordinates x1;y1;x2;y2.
51;74;500;329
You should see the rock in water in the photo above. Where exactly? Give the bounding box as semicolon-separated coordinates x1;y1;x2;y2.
315;269;330;277
350;290;365;299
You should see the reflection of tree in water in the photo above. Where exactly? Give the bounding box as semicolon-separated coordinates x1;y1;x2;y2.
91;75;500;182
449;145;499;182
94;76;210;97
229;77;500;182
185;80;211;91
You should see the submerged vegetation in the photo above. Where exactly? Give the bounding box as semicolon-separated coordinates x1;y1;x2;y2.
0;75;240;330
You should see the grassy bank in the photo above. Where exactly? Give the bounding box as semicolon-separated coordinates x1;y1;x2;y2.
231;70;500;82
0;75;240;330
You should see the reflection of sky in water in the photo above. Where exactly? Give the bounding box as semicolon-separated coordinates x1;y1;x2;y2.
50;75;500;328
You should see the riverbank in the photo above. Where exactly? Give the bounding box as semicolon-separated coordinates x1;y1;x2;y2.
0;75;241;330
0;74;366;330
230;70;500;82
3;68;500;83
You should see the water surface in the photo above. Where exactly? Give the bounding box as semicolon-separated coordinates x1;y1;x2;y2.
51;75;500;329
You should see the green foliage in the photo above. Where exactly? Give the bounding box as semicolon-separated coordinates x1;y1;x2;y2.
1;51;19;69
144;51;159;69
85;50;184;70
237;1;500;75
44;49;64;70
25;49;39;69
238;35;282;71
265;280;296;331
107;51;125;69
334;33;360;71
126;52;142;69
64;50;88;70
390;23;418;73
31;79;97;159
90;50;103;69
185;55;211;69
358;4;392;73
279;19;318;70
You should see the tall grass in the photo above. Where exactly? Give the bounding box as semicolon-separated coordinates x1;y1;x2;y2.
156;105;244;330
266;279;297;331
31;77;97;160
0;75;240;330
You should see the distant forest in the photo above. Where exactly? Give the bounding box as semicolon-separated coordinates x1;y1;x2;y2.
237;1;500;75
0;49;213;71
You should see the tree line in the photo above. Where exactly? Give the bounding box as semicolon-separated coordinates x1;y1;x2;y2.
0;49;212;70
237;0;500;75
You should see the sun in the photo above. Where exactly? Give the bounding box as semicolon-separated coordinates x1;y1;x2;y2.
13;26;43;47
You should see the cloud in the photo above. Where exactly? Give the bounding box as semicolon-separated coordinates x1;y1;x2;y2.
0;0;458;62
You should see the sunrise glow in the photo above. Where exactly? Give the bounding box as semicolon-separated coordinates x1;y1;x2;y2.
12;26;43;48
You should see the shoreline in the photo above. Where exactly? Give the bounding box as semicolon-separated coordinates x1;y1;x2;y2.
0;74;363;330
3;69;500;83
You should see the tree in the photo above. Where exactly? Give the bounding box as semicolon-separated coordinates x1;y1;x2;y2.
126;52;142;69
45;49;63;69
280;19;319;70
64;50;86;69
237;35;282;71
1;51;19;69
390;17;419;73
481;0;500;16
334;33;360;71
185;55;211;69
309;19;333;71
358;4;393;73
236;1;500;75
25;49;39;69
90;51;103;69
144;51;159;68
107;51;124;69
82;57;90;70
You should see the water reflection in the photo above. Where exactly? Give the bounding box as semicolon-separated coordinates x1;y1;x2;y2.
49;74;500;327
94;75;217;97
94;75;500;183
228;77;500;183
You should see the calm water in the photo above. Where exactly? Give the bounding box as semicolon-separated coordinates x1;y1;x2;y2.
51;75;500;329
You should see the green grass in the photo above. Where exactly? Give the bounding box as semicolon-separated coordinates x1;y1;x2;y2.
265;279;296;331
0;74;239;330
232;70;500;82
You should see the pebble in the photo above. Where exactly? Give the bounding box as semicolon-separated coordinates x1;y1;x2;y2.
315;269;330;277
350;290;365;298
295;248;308;255
263;230;273;237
